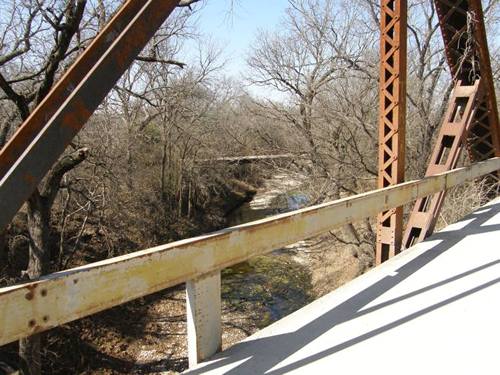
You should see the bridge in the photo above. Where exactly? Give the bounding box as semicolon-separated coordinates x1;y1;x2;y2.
0;0;500;373
185;197;500;374
0;158;499;371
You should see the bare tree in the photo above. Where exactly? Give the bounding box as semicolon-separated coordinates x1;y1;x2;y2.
0;2;94;372
245;0;493;259
0;1;200;372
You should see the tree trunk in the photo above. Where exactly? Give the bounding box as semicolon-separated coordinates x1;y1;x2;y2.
161;142;168;204
17;148;88;374
19;195;51;375
126;128;134;189
0;230;7;270
25;196;51;278
19;334;41;375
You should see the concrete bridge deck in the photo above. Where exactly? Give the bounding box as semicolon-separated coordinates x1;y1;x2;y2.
185;198;500;375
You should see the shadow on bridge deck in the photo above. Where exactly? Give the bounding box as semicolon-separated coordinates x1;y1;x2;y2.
185;199;500;374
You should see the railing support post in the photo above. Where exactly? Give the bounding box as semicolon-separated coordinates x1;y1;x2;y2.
186;271;222;367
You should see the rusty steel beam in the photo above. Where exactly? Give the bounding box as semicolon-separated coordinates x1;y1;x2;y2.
0;157;499;346
402;0;500;249
435;0;500;161
467;0;500;163
0;0;145;180
403;80;482;248
376;0;407;264
0;0;181;231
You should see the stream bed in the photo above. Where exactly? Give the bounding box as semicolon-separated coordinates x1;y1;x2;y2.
222;172;315;326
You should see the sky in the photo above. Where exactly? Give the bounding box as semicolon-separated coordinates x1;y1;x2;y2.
184;0;290;95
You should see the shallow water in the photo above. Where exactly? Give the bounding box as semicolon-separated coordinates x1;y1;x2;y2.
223;172;313;324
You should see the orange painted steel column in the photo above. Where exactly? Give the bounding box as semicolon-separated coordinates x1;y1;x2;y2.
376;0;407;264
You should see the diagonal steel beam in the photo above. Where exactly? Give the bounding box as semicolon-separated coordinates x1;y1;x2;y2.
0;0;180;231
467;0;500;160
402;0;500;250
402;80;482;248
435;0;500;161
0;0;145;180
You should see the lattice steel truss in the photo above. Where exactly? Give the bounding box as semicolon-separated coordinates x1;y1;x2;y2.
376;0;407;264
400;0;500;250
435;0;500;164
0;0;498;258
403;79;482;248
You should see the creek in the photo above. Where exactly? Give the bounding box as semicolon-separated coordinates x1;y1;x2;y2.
222;172;314;326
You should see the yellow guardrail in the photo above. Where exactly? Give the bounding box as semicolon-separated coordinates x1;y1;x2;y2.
0;157;499;365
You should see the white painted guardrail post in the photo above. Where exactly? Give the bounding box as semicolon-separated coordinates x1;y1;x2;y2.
186;271;222;367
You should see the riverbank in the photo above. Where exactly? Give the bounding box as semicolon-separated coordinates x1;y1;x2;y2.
30;169;373;374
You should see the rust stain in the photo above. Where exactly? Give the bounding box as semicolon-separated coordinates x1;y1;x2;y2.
33;325;44;333
60;103;85;132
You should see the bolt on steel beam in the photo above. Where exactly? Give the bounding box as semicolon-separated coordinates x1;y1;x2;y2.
0;0;181;231
376;0;407;264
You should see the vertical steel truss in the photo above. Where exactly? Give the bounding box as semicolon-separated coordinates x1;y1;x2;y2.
376;0;407;264
0;0;181;231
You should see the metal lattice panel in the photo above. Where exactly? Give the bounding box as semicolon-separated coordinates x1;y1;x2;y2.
376;0;407;264
435;0;500;161
403;80;482;248
399;0;500;252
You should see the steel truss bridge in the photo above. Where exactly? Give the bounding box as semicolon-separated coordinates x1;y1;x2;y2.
0;0;499;372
